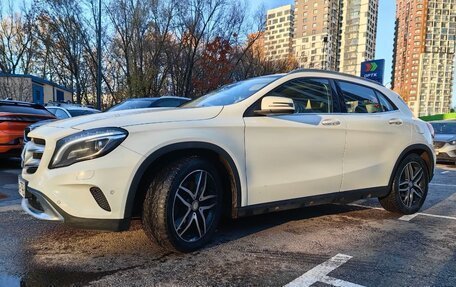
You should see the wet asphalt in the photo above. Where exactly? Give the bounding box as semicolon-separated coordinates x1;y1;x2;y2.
0;158;455;287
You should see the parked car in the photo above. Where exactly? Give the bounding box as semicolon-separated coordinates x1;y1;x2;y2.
20;70;435;252
430;120;456;164
107;96;190;112
24;103;100;142
45;102;101;119
0;100;55;158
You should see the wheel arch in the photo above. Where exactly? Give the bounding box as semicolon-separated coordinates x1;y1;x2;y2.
388;144;435;189
123;142;242;220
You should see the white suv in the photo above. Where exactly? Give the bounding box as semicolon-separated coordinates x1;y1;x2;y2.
20;70;435;252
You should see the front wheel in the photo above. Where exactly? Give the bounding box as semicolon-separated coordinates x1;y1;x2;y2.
379;154;429;214
142;156;223;253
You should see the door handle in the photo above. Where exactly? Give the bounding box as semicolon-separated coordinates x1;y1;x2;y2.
321;119;341;126
388;118;403;125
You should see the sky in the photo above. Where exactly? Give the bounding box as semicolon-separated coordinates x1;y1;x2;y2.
4;0;456;105
251;0;456;106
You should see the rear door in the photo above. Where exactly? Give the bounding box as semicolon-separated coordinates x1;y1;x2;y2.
244;77;347;205
335;81;412;191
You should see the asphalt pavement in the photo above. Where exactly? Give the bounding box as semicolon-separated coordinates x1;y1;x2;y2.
1;159;455;287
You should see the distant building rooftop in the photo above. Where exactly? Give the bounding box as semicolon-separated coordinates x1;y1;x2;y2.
0;73;72;93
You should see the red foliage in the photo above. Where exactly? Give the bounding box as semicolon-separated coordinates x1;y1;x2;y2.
193;36;234;94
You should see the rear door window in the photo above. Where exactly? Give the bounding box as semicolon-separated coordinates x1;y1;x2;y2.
375;91;397;112
337;81;383;113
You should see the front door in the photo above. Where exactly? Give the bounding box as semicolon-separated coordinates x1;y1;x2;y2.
244;77;347;205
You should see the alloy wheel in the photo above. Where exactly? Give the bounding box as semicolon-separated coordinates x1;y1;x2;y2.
398;162;426;208
172;170;218;243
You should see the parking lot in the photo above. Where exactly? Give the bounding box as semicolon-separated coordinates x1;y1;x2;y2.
1;159;455;287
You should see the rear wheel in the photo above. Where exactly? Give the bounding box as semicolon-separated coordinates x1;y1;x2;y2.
379;154;429;214
142;156;223;253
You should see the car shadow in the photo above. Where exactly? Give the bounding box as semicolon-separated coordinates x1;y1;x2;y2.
0;157;21;169
208;203;395;248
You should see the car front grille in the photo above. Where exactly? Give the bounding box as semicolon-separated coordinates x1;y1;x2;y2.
22;138;46;174
433;141;446;149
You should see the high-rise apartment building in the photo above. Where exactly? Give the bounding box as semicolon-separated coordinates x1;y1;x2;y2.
290;0;378;74
264;5;294;61
392;0;456;116
293;0;342;71
339;0;379;75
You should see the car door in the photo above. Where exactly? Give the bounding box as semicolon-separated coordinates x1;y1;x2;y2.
335;80;412;192
243;77;347;205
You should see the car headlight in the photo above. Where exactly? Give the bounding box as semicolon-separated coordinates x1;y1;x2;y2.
49;127;128;169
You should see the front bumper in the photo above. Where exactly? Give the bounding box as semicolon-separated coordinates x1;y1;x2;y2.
0;129;24;155
21;126;144;230
21;187;64;221
21;186;130;231
434;143;456;162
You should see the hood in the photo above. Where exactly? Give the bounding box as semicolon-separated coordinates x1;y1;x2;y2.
434;134;456;142
44;106;223;130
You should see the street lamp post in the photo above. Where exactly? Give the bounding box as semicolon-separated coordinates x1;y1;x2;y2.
96;0;102;110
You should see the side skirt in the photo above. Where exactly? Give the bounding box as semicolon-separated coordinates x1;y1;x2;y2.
235;186;389;218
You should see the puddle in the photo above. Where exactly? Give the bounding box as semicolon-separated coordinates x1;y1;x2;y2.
0;266;139;287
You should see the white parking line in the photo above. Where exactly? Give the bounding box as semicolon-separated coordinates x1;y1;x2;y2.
347;203;384;211
399;212;456;222
348;203;456;222
284;254;365;287
430;183;456;187
441;171;450;174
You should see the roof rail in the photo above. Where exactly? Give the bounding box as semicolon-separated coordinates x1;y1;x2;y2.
287;68;384;86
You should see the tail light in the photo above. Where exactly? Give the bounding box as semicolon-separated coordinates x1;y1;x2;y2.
426;122;435;139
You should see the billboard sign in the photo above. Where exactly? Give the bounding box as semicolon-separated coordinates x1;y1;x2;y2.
360;59;385;84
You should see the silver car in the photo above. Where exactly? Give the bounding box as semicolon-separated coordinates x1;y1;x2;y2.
431;120;456;164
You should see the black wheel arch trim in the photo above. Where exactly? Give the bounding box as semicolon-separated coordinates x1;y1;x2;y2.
123;141;242;220
388;144;435;189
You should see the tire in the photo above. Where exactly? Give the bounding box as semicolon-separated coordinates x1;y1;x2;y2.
379;154;429;214
142;156;223;253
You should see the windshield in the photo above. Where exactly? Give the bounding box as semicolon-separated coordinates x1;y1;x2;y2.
68;109;100;117
182;75;281;108
109;99;157;111
431;122;456;134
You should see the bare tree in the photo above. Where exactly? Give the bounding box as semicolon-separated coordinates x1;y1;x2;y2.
36;0;91;103
0;0;36;74
0;0;272;108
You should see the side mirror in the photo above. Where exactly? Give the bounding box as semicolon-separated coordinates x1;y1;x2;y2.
255;96;295;115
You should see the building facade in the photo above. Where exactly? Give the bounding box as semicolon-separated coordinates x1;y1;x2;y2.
339;0;379;75
392;0;456;116
289;0;378;74
0;74;72;105
293;0;342;70
264;5;294;61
